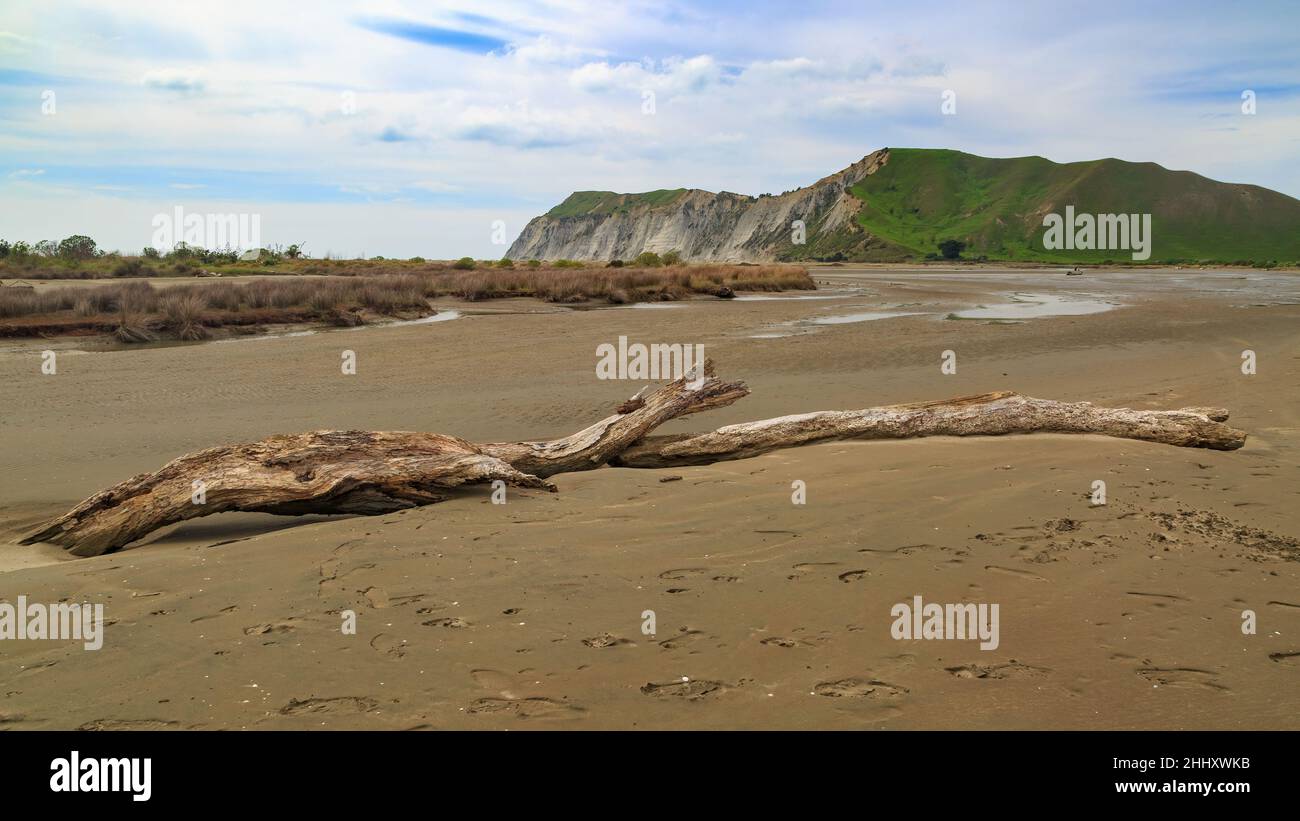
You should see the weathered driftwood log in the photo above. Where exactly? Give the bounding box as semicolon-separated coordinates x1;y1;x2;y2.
19;432;552;557
611;391;1246;469
21;363;748;556
23;371;1245;557
479;361;749;478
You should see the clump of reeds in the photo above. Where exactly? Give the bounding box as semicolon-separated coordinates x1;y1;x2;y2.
160;291;209;340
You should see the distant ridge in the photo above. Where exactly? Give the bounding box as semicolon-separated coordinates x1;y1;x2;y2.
507;148;1300;264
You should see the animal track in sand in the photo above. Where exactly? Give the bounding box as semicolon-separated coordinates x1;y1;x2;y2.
813;677;908;699
279;696;379;715
640;679;728;700
945;660;1049;680
1268;651;1299;664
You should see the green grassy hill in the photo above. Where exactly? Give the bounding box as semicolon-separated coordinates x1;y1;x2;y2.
545;189;691;218
849;148;1300;263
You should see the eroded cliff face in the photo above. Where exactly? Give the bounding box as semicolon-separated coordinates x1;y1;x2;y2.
507;149;890;262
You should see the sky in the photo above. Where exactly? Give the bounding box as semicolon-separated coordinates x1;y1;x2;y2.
1;0;1297;258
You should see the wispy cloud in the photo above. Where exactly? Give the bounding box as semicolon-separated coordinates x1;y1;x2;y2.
0;0;1296;258
355;16;513;54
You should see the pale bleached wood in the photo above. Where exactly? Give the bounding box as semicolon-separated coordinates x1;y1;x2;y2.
479;360;749;477
22;373;1245;557
611;391;1246;469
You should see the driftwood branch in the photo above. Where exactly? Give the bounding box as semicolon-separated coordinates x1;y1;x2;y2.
20;431;553;557
612;391;1246;469
479;361;749;477
21;363;748;556
21;370;1245;557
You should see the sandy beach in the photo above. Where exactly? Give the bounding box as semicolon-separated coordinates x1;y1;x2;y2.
1;267;1297;729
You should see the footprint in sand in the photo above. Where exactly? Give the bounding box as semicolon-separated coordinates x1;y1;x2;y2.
370;633;407;659
243;619;299;636
759;633;806;646
467;669;585;718
79;718;183;730
1268;651;1300;665
467;697;584;718
837;569;869;583
582;633;632;648
945;660;1049;680
813;677;908;699
640;679;728;700
788;561;840;580
279;696;379;716
1136;668;1228;692
658;567;709;581
422;616;470;629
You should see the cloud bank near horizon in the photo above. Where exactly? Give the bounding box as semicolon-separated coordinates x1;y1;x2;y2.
1;0;1297;258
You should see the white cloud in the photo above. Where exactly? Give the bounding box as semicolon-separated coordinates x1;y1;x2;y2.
504;35;601;66
0;0;1296;257
570;55;723;96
